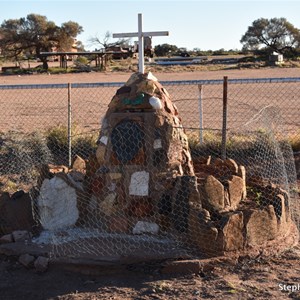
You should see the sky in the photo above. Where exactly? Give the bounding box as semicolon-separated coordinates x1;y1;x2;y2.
0;0;300;51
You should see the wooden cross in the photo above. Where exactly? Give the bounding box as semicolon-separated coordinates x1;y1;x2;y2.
113;13;169;73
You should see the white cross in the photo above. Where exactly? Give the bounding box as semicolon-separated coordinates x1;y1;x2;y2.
113;13;169;74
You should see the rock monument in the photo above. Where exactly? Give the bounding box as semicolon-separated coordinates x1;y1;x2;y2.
85;72;199;233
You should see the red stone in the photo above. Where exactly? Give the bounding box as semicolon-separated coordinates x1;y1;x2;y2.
90;175;105;195
127;198;153;217
109;216;129;233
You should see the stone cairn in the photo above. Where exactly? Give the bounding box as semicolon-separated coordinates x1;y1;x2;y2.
83;72;197;234
0;71;298;260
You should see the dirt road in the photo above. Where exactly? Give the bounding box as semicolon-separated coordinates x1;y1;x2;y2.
1;67;300;85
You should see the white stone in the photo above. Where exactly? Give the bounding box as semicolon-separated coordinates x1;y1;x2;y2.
133;221;159;235
99;136;108;145
108;182;116;192
146;72;158;81
129;171;149;196
153;139;162;149
149;96;162;110
37;177;79;230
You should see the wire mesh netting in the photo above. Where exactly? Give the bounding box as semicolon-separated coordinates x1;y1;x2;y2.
0;74;299;260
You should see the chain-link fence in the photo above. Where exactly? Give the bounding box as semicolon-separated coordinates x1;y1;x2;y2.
0;75;299;261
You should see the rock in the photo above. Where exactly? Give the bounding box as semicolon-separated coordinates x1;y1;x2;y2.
204;175;225;211
155;115;165;127
0;191;35;235
227;175;244;209
116;85;131;95
132;221;159;235
188;207;218;254
146;71;158;82
99;135;108;145
0;234;13;244
149;96;162;109
188;208;219;254
237;165;247;199
72;155;86;171
136;80;157;95
172;176;194;232
99;193;116;216
48;164;69;174
153;139;162;149
129;171;149;196
91;174;106;195
218;212;244;251
37;177;79;230
68;170;85;182
19;254;35;268
128;198;153;217
275;194;289;233
12;230;30;242
109;215;129;233
245;205;278;246
193;156;211;172
224;159;239;174
108;173;122;180
96;145;106;165
86;153;100;179
34;256;49;273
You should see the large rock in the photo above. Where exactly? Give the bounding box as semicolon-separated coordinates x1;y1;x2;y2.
0;191;35;235
203;175;225;211
244;205;278;246
172;176;196;233
19;254;35;268
37;177;79;230
188;207;219;254
72;155;86;171
218;212;244;251
224;159;239;175
227;175;244;210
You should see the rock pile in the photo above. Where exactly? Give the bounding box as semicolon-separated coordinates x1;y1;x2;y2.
189;156;297;255
84;72;198;233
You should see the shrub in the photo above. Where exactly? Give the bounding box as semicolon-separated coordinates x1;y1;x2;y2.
45;124;97;164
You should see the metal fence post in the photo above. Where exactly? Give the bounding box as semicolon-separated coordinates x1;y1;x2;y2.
221;76;228;160
68;83;72;168
198;84;204;144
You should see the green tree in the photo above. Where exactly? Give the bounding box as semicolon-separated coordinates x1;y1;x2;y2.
240;17;300;56
0;14;83;69
154;43;178;57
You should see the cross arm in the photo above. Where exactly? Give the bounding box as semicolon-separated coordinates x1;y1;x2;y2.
113;31;169;38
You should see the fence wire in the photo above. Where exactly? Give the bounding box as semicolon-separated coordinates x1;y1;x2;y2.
0;76;299;260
